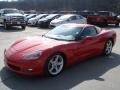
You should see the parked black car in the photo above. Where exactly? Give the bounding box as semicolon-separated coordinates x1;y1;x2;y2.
37;14;61;28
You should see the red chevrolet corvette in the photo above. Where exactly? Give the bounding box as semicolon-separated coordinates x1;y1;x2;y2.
4;24;116;76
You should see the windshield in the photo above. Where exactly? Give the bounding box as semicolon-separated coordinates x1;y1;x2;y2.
58;15;72;20
44;25;82;41
4;9;20;14
34;14;47;19
27;14;36;18
45;14;57;19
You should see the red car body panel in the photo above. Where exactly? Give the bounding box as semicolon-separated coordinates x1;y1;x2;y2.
87;11;119;25
4;25;116;76
87;16;119;24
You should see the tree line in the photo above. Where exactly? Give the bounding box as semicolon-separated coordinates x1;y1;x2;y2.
0;0;120;13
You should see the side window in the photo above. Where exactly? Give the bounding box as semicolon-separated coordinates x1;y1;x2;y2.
70;16;77;20
111;12;116;16
77;15;83;19
81;27;97;37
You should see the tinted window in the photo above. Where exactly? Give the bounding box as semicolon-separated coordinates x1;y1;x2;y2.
78;15;84;19
45;14;57;19
81;27;97;37
70;16;77;20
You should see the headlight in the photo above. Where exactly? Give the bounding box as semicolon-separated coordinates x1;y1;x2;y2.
24;17;27;21
23;51;42;60
6;16;12;20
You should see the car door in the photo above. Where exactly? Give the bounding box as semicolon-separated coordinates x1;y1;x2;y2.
75;26;102;61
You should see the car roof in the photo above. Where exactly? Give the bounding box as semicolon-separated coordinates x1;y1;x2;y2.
62;23;94;28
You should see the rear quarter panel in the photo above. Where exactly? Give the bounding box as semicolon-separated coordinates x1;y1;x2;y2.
99;29;116;46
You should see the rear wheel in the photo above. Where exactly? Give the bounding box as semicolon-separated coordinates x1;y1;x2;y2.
115;22;119;27
45;53;65;76
21;25;26;30
103;40;113;56
103;20;108;27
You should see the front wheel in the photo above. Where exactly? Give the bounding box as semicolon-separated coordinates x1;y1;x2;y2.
103;40;113;56
45;53;65;76
21;25;26;30
4;22;9;30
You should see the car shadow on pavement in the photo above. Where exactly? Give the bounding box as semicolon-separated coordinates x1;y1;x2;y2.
0;26;25;32
0;53;120;90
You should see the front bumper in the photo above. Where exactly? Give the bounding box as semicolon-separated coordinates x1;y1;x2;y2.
4;57;44;76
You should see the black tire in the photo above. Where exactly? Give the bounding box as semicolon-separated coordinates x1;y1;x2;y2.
103;40;113;56
103;21;108;27
44;53;65;77
21;25;26;30
4;22;9;30
115;22;119;27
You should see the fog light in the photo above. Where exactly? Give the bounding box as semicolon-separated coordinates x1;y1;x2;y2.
26;69;33;72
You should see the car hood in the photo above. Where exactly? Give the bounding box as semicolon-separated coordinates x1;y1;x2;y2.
7;36;69;54
5;13;24;17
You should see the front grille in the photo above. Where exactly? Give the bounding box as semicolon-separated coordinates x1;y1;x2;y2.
12;16;24;22
7;63;20;71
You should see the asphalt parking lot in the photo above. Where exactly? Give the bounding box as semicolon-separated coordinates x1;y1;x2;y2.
0;25;120;90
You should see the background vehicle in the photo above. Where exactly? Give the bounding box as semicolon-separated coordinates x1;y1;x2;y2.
26;14;37;22
4;24;116;76
78;10;97;17
50;14;87;28
37;14;61;28
24;14;29;17
87;11;120;26
0;8;26;29
27;14;48;26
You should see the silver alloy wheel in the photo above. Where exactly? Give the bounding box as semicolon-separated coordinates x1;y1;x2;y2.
105;40;113;55
48;54;64;75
